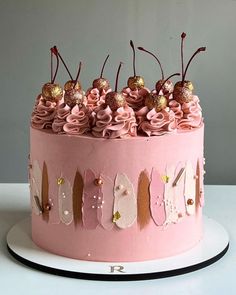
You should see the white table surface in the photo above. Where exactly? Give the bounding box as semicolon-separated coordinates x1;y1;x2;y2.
0;184;235;295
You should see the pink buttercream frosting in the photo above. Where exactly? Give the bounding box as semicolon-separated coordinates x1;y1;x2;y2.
122;87;150;111
52;103;71;134
86;87;112;110
63;104;90;135
170;96;203;130
31;97;56;129
92;104;137;138
136;107;176;136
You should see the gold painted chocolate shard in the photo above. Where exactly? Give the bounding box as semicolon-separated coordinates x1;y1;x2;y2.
42;162;49;222
137;170;151;229
73;170;84;225
112;211;121;223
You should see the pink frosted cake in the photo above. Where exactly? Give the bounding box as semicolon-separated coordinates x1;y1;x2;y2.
29;34;206;262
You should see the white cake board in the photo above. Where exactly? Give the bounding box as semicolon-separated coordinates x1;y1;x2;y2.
6;216;229;281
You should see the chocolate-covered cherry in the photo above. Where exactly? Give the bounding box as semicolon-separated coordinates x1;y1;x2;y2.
127;40;145;90
145;73;180;112
105;62;126;111
92;54;110;92
42;47;63;102
138;46;173;95
173;32;206;103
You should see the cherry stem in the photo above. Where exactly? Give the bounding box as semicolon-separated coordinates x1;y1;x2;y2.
53;46;73;80
50;47;59;84
182;47;206;83
158;73;180;95
181;32;186;84
138;47;164;80
51;50;53;83
130;40;136;77
100;54;109;78
115;62;123;92
74;62;82;89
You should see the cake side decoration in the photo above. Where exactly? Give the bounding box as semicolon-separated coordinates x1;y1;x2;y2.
184;161;196;215
30;160;43;215
41;162;50;222
72;170;84;226
113;173;137;229
58;176;73;225
137;170;151;229
164;165;179;225
149;168;166;226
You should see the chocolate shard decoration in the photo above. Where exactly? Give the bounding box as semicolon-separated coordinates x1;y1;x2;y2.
100;175;114;230
42;162;49;222
196;158;204;208
150;168;166;226
58;176;73;225
137;170;151;229
73;170;84;225
82;169;100;229
173;163;186;217
113;173;137;229
164;165;179;225
30;160;42;215
184;161;196;215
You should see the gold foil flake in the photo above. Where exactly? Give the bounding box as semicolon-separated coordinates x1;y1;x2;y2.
57;177;65;185
161;175;169;183
112;211;121;223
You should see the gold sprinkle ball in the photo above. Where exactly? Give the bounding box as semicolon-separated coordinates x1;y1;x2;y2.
42;82;63;102
112;211;121;222
94;178;103;186
187;198;194;205
127;76;145;91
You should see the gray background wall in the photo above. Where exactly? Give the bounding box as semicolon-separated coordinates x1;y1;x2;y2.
0;0;235;184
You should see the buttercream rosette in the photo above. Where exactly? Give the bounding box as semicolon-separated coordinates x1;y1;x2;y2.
136;106;176;136
52;103;71;134
31;96;56;129
86;87;112;111
122;87;150;111
63;104;90;135
169;96;203;130
92;104;137;139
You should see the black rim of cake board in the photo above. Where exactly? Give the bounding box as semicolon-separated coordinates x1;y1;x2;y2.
7;243;229;281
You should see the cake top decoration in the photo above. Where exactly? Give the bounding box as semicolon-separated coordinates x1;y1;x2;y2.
145;72;180;112
127;40;145;90
92;54;110;92
138;46;174;95
105;62;126;111
41;47;63;103
54;46;82;91
173;32;206;103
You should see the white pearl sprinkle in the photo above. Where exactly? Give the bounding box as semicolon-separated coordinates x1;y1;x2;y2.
64;210;69;215
102;200;105;204
100;205;103;208
97;206;100;209
87;253;91;257
92;205;95;209
98;197;101;200
116;184;123;190
93;195;96;199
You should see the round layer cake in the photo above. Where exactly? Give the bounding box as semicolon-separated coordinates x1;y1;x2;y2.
29;125;204;262
29;35;206;262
